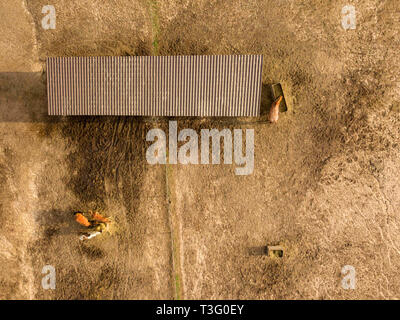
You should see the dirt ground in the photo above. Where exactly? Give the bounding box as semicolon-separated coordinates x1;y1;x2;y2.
0;0;399;299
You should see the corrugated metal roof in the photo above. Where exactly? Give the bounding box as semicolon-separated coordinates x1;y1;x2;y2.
46;55;263;116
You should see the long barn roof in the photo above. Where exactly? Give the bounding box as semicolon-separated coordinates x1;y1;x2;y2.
46;55;263;116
